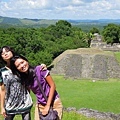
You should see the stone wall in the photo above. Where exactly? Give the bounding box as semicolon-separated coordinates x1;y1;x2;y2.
65;107;120;120
51;48;120;80
90;33;120;52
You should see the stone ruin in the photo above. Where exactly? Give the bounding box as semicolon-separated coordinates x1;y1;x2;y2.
65;107;120;120
51;48;120;80
50;33;120;80
90;33;120;52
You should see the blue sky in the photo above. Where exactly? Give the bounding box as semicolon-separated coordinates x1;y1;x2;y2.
0;0;120;20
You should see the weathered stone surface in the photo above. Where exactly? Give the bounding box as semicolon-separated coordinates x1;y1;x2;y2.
92;55;108;79
51;48;120;80
64;107;120;120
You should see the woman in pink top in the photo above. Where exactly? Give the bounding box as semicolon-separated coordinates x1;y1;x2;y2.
10;55;63;120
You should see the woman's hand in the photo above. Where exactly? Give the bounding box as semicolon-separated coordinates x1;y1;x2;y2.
1;107;7;118
42;105;50;116
40;64;47;71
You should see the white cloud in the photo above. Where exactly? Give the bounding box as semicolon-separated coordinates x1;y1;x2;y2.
0;0;120;19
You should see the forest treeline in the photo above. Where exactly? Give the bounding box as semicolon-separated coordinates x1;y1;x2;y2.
0;20;120;67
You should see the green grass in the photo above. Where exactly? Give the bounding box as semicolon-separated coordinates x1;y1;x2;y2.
54;75;120;114
62;111;95;120
1;75;120;120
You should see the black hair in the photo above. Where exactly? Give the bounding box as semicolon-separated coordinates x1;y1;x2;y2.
10;55;35;86
0;46;16;65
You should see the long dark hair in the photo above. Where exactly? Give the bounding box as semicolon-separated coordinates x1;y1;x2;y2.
10;55;35;85
0;46;16;66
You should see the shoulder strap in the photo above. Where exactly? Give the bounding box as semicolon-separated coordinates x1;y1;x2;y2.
35;68;48;102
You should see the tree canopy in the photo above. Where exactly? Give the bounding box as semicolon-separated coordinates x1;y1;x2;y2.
102;23;120;44
0;20;120;67
0;20;89;67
